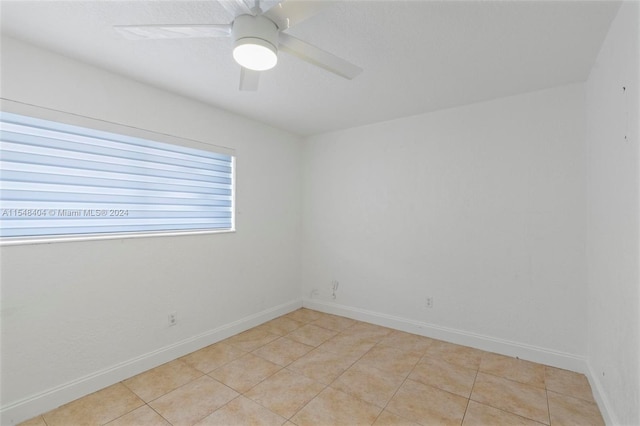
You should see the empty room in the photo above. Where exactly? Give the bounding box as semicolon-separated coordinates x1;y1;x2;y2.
0;1;638;425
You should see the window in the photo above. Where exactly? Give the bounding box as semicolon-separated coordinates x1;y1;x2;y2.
0;110;234;243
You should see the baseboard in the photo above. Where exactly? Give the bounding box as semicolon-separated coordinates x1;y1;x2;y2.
1;299;302;425
304;299;625;424
303;298;588;373
586;363;619;426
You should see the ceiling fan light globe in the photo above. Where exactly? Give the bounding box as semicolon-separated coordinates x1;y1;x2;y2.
233;38;278;71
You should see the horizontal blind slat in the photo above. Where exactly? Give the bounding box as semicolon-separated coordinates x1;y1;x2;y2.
0;112;235;239
1;116;231;162
2;190;232;205
1;128;232;170
1;140;232;177
1;222;231;238
0;201;233;210
0;161;231;187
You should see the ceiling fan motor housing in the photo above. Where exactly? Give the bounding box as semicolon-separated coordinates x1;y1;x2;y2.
232;14;279;70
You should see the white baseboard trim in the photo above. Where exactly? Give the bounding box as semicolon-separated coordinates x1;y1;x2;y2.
303;298;588;373
303;300;624;425
586;363;618;426
1;299;302;426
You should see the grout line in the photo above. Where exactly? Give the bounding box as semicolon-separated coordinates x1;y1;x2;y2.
460;366;480;425
31;308;601;426
286;382;330;422
461;398;473;425
372;338;430;423
465;400;549;426
96;399;144;426
544;388;552;426
147;403;172;426
477;370;546;389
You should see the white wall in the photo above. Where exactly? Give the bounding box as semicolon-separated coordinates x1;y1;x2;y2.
3;6;638;423
0;36;303;424
585;2;640;425
302;84;587;366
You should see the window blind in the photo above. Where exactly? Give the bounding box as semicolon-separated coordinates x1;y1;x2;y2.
0;111;234;239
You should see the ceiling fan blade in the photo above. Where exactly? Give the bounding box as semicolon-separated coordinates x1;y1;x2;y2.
263;0;329;30
239;67;260;91
278;33;362;80
114;24;232;40
219;0;254;18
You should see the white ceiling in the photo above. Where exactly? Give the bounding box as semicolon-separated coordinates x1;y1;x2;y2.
0;0;621;136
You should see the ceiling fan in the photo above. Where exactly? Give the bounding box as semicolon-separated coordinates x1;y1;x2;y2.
114;0;362;91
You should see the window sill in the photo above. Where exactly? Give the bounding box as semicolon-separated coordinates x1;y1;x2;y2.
0;228;236;246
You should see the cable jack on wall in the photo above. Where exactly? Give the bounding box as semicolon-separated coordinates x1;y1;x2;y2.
331;280;339;300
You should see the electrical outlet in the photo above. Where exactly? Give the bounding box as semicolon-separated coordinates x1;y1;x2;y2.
168;311;177;326
425;297;433;309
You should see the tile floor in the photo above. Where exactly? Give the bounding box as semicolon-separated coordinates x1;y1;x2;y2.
20;308;605;426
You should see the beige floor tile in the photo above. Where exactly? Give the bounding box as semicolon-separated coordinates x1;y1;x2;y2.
252;337;314;366
340;322;394;342
331;363;405;407
149;376;238;426
287;347;360;384
290;387;381;426
17;416;47;426
224;328;280;352
106;405;171;426
284;308;324;323
43;383;144;426
244;369;325;418
258;316;304;336
463;400;545;426
312;314;357;331
377;330;435;353
194;396;286;426
180;342;246;373
547;391;605;426
20;310;604;426
372;410;421;426
471;372;549;424
123;360;203;402
425;340;485;370
208;353;282;393
318;333;378;358
286;323;338;347
356;345;422;377
480;352;545;388
409;356;477;398
386;379;468;426
544;366;594;401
